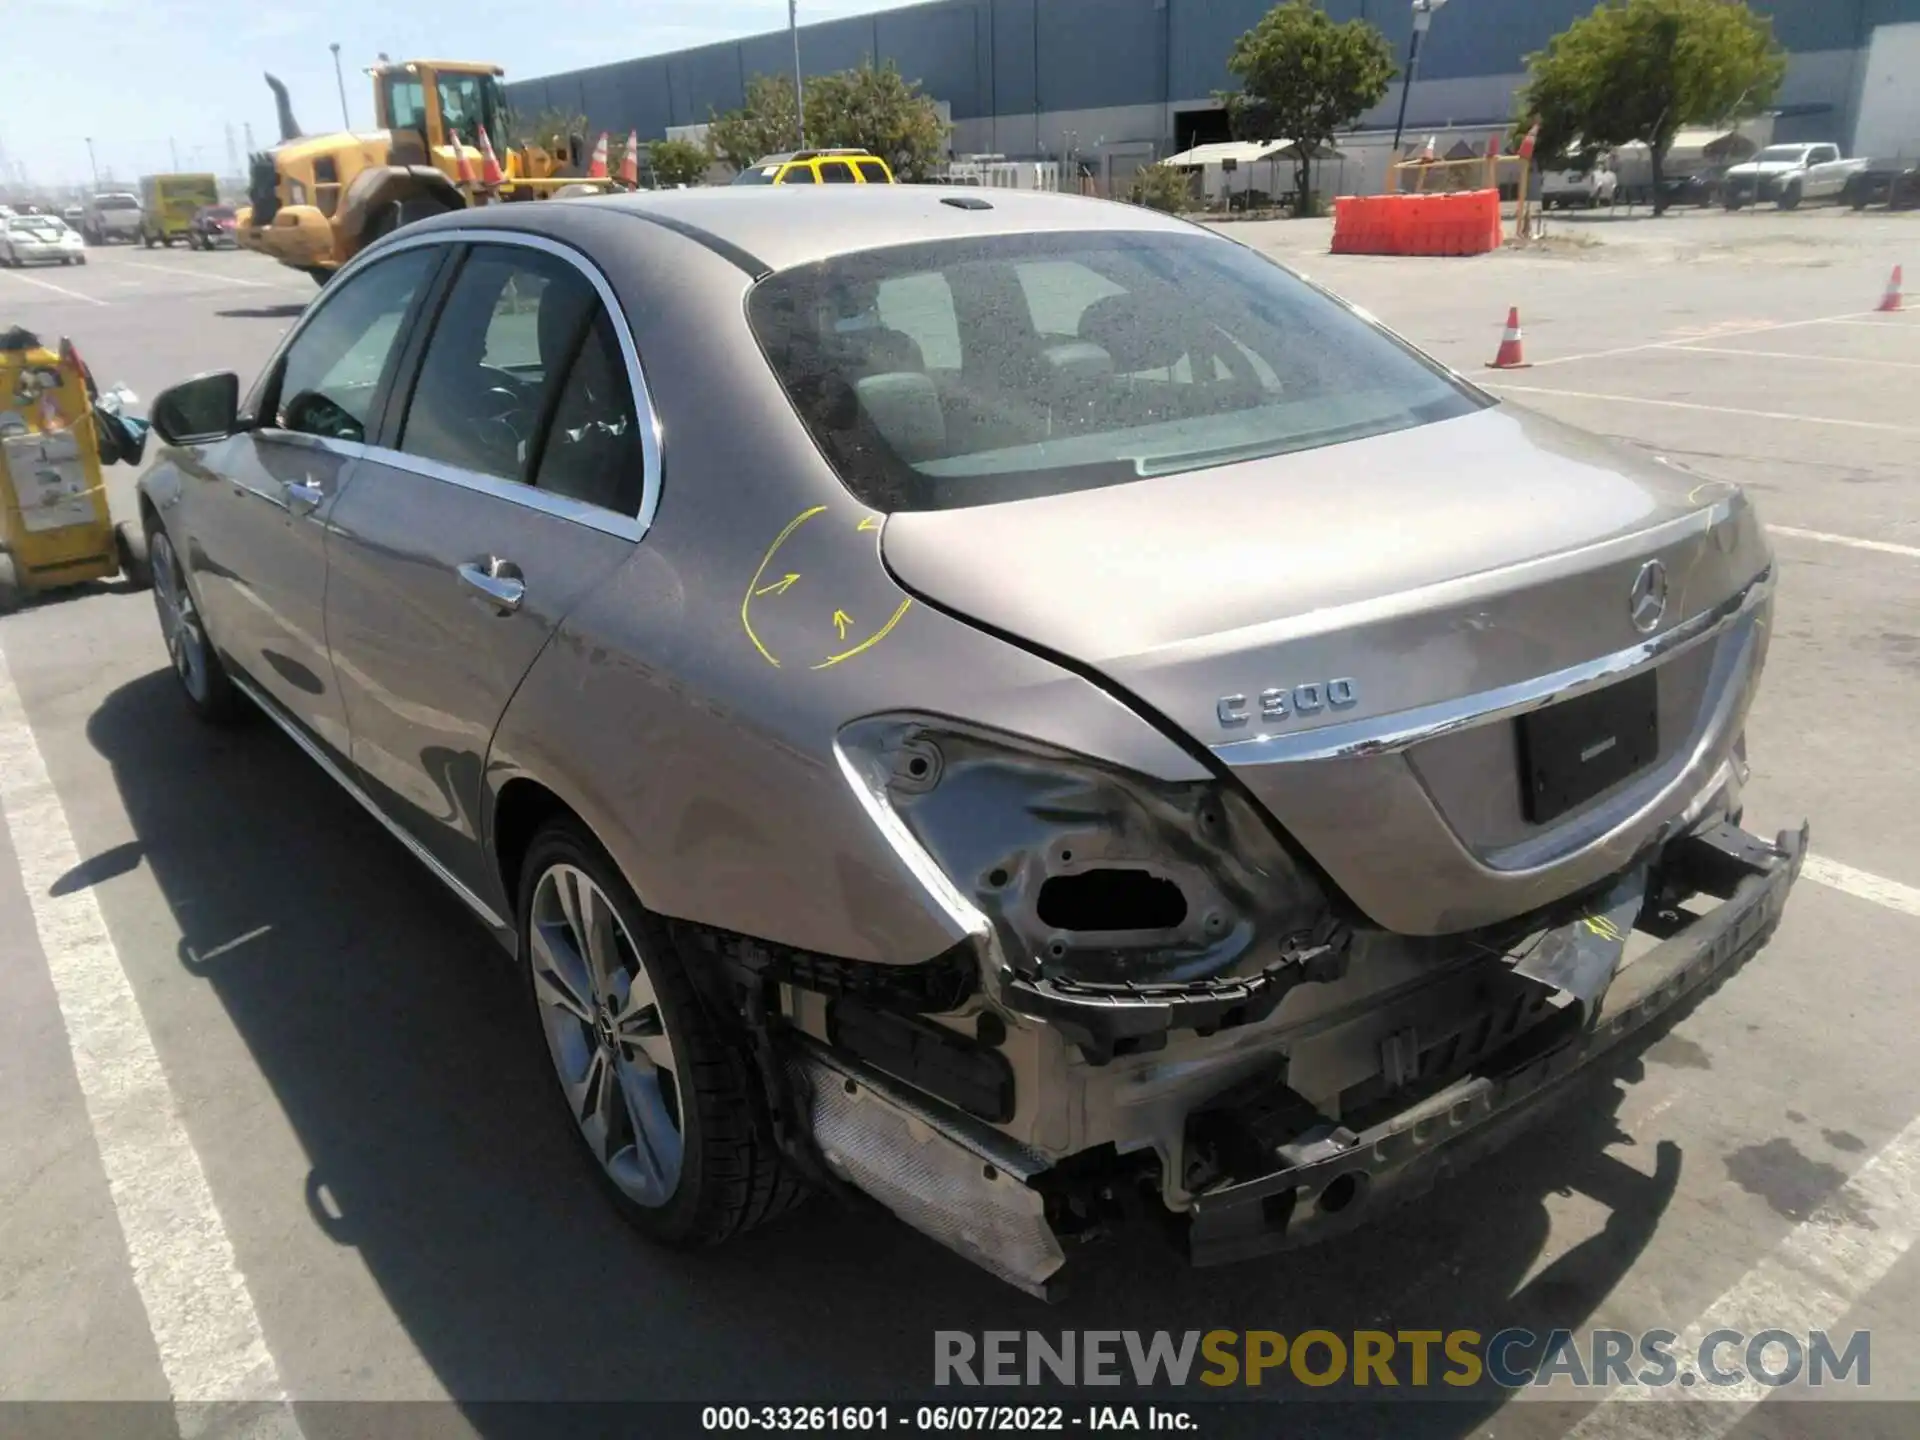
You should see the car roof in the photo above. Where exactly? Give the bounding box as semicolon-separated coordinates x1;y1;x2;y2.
536;186;1198;275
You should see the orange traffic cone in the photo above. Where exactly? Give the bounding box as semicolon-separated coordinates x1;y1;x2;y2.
476;125;505;187
619;129;640;188
1490;307;1531;368
1878;265;1904;314
449;129;477;188
587;132;610;180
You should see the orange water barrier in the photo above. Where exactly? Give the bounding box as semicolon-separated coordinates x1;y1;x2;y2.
1331;189;1505;256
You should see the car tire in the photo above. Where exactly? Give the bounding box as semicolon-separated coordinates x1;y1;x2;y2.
148;523;245;723
517;818;808;1248
0;552;21;615
1778;184;1802;211
114;521;152;590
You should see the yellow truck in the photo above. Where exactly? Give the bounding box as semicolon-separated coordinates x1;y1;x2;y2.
139;173;220;247
237;59;611;284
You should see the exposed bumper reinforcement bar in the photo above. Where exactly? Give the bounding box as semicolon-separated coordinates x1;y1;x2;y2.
1184;819;1808;1267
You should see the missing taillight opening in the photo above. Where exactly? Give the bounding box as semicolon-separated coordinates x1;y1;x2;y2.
1037;869;1188;933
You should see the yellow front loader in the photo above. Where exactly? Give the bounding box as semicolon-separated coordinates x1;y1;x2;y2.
235;60;611;284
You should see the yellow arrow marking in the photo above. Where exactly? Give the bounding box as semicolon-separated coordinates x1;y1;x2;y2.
754;572;801;597
832;609;853;640
741;505;827;668
856;515;881;532
813;598;912;671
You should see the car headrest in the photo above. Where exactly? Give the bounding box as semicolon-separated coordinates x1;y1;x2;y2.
1077;293;1188;374
841;325;926;375
854;371;945;463
1041;340;1115;386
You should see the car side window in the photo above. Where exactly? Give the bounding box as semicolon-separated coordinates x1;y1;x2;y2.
533;312;643;515
399;244;635;498
1813;146;1839;165
272;248;437;443
781;165;817;185
819;161;857;184
856;161;889;183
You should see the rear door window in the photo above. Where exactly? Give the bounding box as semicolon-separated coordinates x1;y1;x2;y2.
395;243;644;515
397;245;598;484
819;161;857;184
856;160;890;183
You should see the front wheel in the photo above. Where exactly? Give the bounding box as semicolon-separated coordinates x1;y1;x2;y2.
115;521;152;589
518;820;807;1246
149;525;245;723
1778;185;1802;211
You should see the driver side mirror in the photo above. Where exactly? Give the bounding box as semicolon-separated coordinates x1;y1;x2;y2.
150;372;241;446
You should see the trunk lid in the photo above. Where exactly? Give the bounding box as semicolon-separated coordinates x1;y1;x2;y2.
882;404;1774;935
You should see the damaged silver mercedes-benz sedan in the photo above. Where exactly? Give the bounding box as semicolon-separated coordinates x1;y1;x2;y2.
136;187;1805;1296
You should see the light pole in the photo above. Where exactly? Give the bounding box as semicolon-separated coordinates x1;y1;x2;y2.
789;2;806;149
169;136;181;171
331;43;351;130
1391;0;1449;157
85;137;100;188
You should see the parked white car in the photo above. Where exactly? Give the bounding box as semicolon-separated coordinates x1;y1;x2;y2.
1540;163;1619;210
0;214;87;267
1721;143;1868;210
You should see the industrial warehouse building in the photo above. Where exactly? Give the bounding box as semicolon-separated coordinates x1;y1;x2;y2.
507;1;1920;194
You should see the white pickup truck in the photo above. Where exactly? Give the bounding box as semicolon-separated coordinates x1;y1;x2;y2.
1721;143;1869;210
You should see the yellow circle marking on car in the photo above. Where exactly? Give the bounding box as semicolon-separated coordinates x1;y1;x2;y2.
740;505;912;670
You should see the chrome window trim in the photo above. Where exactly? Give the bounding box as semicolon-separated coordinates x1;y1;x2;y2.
324;226;664;541
1213;567;1773;768
249;428;370;462
358;447;646;542
229;670;510;934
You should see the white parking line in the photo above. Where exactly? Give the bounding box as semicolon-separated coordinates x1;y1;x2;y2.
0;645;294;1416
1526;311;1876;369
1486;384;1920;433
1562;1109;1920;1435
1803;855;1920;920
1668;345;1920;370
1769;525;1920;560
117;260;276;290
0;268;109;306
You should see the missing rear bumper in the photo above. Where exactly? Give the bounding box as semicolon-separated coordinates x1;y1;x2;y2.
1184;819;1808;1266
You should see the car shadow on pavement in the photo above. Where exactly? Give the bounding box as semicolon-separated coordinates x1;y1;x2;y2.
86;667;1691;1433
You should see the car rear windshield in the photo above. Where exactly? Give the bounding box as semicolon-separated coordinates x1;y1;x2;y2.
746;230;1485;512
1753;147;1808;163
732;166;780;185
95;195;140;210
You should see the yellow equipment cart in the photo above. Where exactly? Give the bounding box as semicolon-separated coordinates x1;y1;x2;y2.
0;335;149;613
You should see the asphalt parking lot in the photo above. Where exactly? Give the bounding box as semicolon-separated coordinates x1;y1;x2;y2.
2;211;1918;1437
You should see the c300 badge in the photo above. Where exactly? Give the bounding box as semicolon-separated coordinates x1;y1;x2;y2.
1217;678;1358;729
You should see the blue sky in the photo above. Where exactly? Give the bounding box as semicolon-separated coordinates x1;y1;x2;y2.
1;1;904;188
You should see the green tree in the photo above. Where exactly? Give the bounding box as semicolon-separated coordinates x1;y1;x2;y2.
648;137;712;187
709;59;950;180
707;74;801;173
1127;163;1195;214
1518;0;1785;214
1223;0;1395;216
802;58;950;180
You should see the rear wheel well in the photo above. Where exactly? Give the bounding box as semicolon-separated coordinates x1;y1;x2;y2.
491;778;573;922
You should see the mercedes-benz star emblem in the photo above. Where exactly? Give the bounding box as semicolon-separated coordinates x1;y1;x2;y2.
1629;560;1669;634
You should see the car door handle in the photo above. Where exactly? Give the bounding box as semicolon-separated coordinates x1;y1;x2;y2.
284;480;325;517
457;559;526;614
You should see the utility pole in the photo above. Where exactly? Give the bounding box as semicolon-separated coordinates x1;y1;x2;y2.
169;136;181;171
331;43;351;129
789;1;806;149
244;122;256;156
225;123;241;181
1391;0;1449;157
85;137;100;188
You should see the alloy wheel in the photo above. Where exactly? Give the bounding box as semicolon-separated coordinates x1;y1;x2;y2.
150;530;211;703
529;863;685;1207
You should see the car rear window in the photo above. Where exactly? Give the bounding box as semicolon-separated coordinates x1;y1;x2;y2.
95;195;140;210
856;161;889;183
746;231;1486;512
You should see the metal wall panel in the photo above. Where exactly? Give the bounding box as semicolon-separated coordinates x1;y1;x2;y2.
514;0;1920;147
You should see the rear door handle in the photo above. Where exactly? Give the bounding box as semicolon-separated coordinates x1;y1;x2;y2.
284;480;325;517
457;559;526;614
